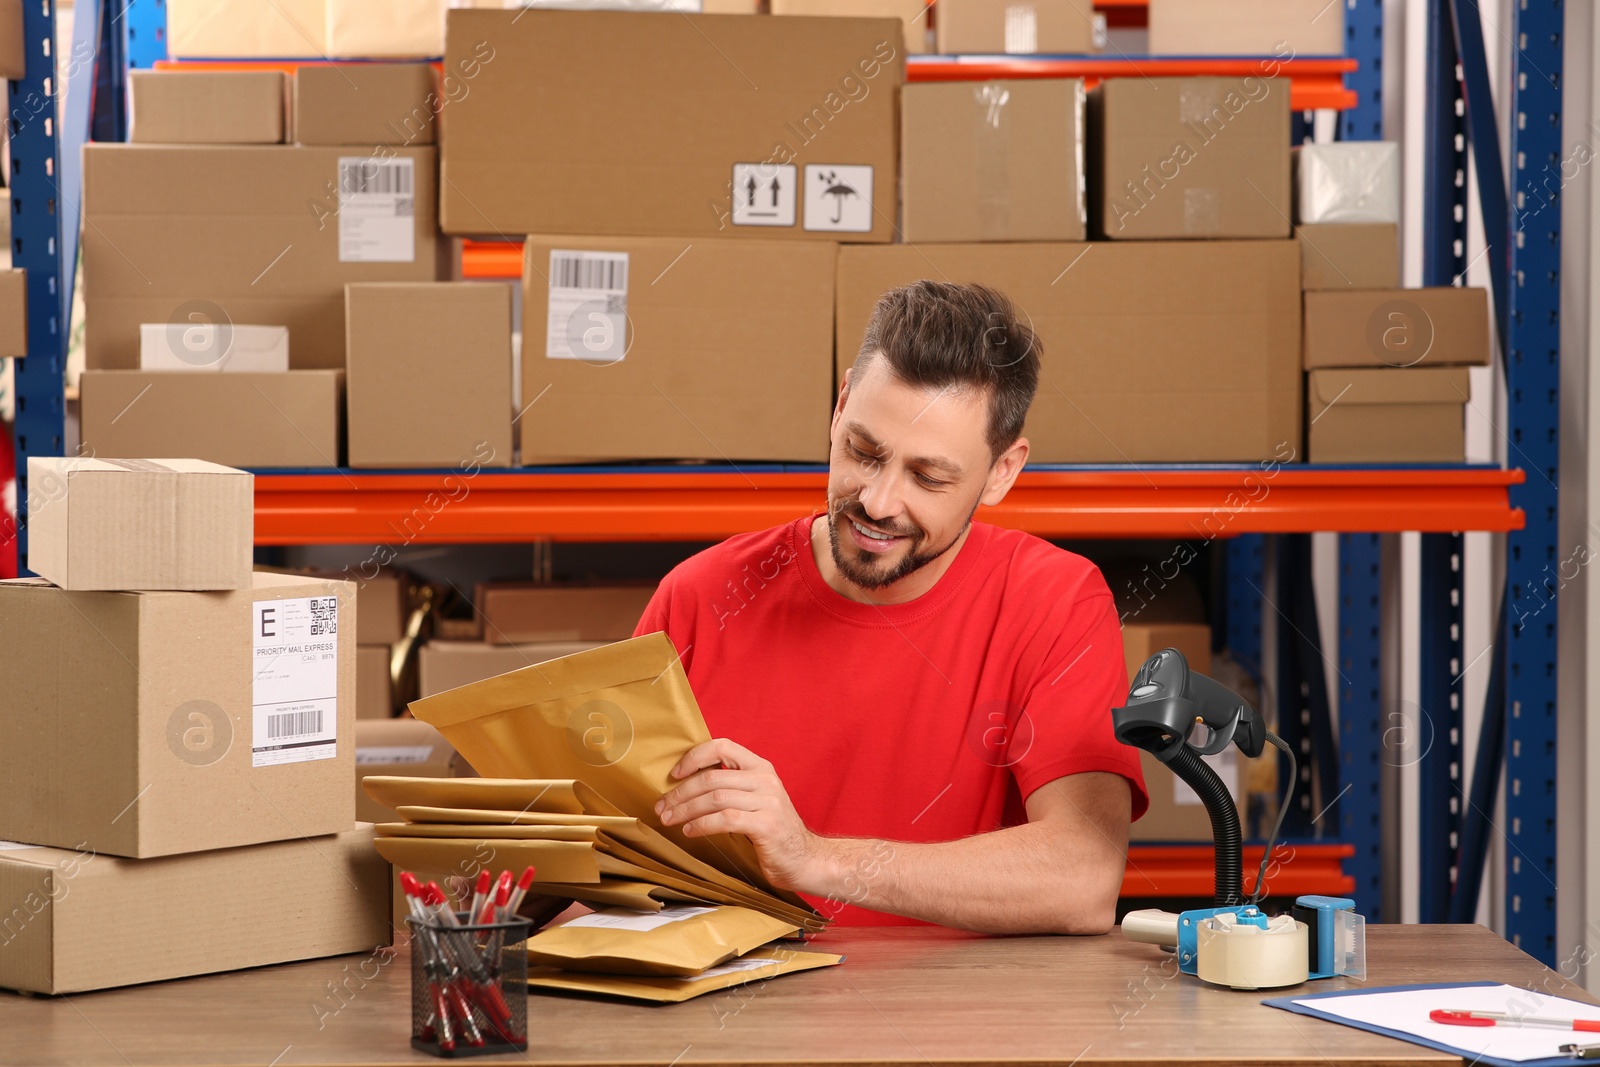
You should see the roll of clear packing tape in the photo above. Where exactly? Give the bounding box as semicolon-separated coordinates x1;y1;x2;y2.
1195;913;1309;990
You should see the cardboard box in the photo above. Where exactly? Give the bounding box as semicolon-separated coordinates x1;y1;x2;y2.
1089;77;1290;240
80;371;344;469
440;10;902;241
0;571;357;858
345;282;513;468
84;144;442;371
25;458;253;591
0;827;388;995
358;645;393;720
772;0;930;56
139;323;290;372
1121;621;1243;842
1307;367;1470;463
477;583;655;644
418;640;606;698
128;71;286;145
355;718;469;823
295;63;436;146
1302;288;1492;369
1294;142;1401;224
1148;0;1344;56
935;0;1096;54
521;236;836;462
261;567;409;645
1296;223;1399;291
167;0;327;57
835;241;1301;463
900;79;1085;242
0;269;25;359
0;0;26;83
326;0;445;57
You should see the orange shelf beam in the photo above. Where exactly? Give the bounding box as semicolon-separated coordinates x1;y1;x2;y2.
907;57;1356;111
252;467;1525;545
1121;843;1356;899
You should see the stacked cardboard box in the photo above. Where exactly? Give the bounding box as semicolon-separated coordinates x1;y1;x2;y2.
1289;144;1487;462
0;269;25;359
0;459;387;994
450;9;900;462
935;0;1097;55
1147;0;1344;57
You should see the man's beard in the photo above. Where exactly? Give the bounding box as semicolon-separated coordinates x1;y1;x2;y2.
825;494;980;592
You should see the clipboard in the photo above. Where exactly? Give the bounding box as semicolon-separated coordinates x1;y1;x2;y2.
1264;981;1600;1067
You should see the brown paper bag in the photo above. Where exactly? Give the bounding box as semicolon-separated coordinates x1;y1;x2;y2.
526;946;843;1003
407;633;809;913
525;905;799;977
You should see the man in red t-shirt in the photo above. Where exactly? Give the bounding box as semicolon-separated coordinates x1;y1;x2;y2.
640;281;1147;932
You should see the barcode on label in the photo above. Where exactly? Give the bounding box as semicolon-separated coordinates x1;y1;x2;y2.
267;708;324;741
308;596;338;637
340;159;413;196
552;253;627;292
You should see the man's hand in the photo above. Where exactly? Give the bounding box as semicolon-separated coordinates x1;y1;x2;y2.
655;738;828;891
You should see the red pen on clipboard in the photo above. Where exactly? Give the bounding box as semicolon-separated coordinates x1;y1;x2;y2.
1431;1008;1600;1032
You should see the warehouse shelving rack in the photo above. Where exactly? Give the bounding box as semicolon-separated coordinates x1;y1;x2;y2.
2;0;1565;960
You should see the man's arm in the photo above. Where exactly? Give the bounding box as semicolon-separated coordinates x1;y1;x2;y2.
657;739;1132;935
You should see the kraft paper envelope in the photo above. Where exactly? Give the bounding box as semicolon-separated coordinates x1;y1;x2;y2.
530;879;712;911
526;947;843;1003
372;837;603;884
392;806;822;929
407;633;808;912
376;823;601;843
362;776;625;817
524;905;800;977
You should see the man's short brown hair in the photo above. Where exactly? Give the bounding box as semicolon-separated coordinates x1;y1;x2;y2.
854;281;1040;460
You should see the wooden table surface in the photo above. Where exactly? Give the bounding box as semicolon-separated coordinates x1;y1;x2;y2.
0;923;1586;1066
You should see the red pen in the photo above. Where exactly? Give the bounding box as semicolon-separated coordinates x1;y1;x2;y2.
469;869;491;923
1432;1009;1600;1032
505;866;536;921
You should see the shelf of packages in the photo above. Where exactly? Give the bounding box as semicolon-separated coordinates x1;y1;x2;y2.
1120;842;1356;898
251;465;1524;545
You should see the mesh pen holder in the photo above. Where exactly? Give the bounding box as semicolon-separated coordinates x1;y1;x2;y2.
407;915;531;1058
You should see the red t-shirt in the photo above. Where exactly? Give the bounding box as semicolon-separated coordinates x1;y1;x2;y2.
634;515;1147;925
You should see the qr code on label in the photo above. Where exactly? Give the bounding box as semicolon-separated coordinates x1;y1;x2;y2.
309;597;339;636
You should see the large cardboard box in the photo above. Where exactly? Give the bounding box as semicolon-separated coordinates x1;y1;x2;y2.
900;79;1085;243
355;718;469;823
1148;0;1344;56
128;71;285;145
1294;142;1401;224
25;458;253;592
345;282;513;469
418;640;604;698
0;269;25;359
167;0;327;57
1302;288;1492;369
440;10;902;241
935;0;1096;54
357;645;394;720
1089;77;1290;240
521;236;837;462
1296;223;1399;291
0;827;388;995
81;371;344;469
0;0;23;80
0;571;357;858
835;241;1302;463
83;144;442;371
326;0;445;58
476;583;654;645
772;0;930;56
1307;367;1470;463
295;63;436;146
1121;621;1243;842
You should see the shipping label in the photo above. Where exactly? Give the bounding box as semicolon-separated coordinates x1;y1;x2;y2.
546;250;629;362
802;164;874;233
561;905;718;932
338;157;416;263
252;597;339;767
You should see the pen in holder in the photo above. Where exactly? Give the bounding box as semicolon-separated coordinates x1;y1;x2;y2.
407;913;531;1058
